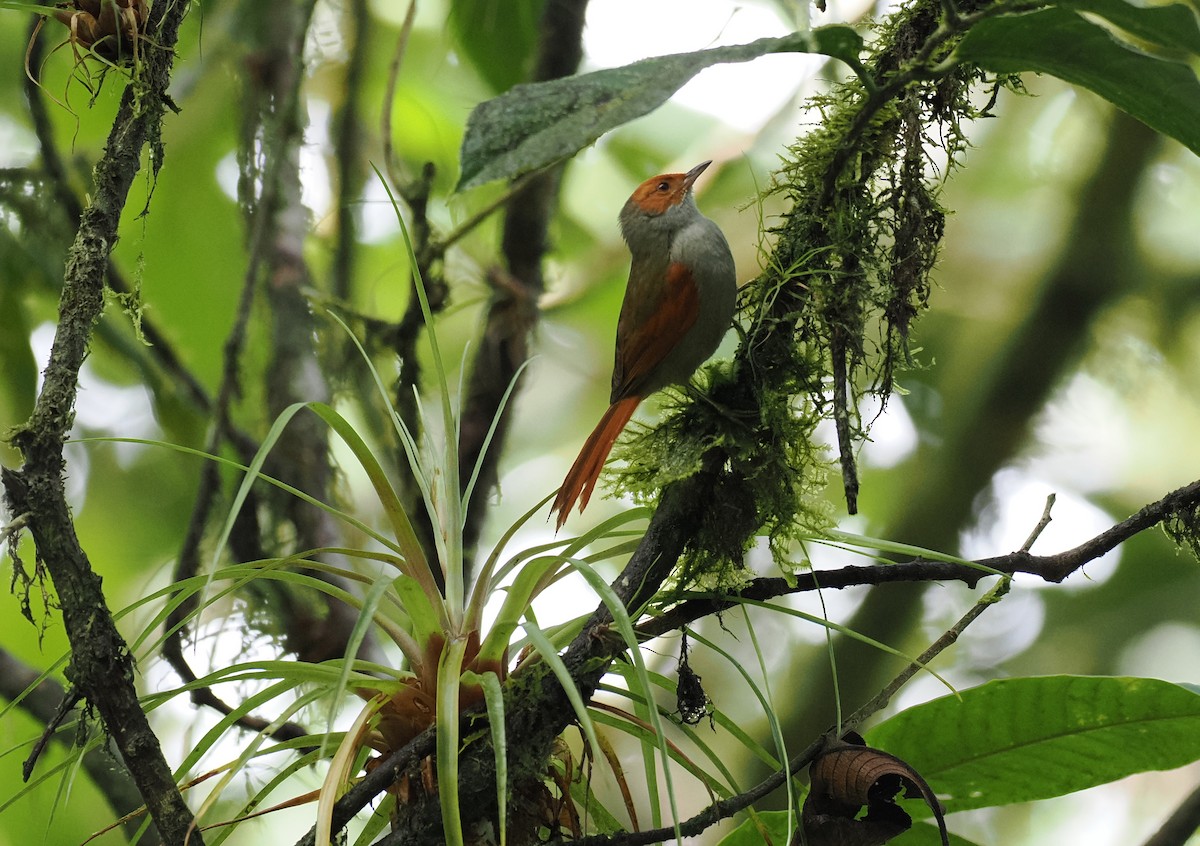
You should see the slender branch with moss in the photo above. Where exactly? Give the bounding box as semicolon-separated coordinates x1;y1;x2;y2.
22;14;233;428
290;467;1200;846
292;0;1200;838
1;3;202;842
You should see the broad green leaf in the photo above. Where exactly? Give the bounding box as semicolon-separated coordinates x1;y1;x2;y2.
715;812;984;846
457;27;864;189
1064;0;1200;55
449;0;545;92
892;825;986;846
956;6;1200;156
868;676;1200;814
715;810;791;846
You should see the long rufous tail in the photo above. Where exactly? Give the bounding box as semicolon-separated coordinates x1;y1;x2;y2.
551;395;642;530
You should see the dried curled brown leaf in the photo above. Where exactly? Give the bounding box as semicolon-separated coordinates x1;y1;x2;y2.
796;732;949;846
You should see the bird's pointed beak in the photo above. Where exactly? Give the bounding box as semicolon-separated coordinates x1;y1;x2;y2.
682;160;713;192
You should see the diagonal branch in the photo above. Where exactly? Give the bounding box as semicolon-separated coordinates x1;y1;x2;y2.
293;468;1200;846
1;3;201;844
641;476;1200;637
1141;779;1200;846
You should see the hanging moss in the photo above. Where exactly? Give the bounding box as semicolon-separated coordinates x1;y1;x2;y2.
610;1;1020;590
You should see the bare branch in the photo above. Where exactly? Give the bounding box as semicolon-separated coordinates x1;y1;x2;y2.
642;476;1200;638
1020;493;1056;552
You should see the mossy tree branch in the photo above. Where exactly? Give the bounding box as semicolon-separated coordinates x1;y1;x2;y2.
1;3;200;843
306;0;1200;840
291;467;1200;846
21;14;225;427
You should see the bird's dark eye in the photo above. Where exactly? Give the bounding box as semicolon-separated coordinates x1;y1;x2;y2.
657;181;670;192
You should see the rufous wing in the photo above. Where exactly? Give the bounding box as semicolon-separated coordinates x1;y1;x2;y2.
553;262;701;530
611;261;701;400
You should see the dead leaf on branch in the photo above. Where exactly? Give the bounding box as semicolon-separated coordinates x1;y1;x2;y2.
795;732;949;846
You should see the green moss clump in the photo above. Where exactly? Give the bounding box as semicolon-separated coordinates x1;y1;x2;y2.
608;1;1018;589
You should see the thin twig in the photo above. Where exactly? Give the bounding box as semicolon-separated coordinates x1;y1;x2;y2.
1020;493;1056;552
431;170;539;257
21;686;81;780
845;576;1010;731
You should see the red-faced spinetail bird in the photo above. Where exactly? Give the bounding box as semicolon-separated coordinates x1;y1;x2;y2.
551;160;737;530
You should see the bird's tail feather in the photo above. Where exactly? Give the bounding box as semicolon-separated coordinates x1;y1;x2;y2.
551;396;642;530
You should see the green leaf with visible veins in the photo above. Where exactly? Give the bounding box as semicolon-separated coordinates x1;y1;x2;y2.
868;676;1200;815
956;5;1200;156
456;27;864;190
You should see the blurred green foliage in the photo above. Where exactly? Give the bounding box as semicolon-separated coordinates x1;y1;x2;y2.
1;1;1199;844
